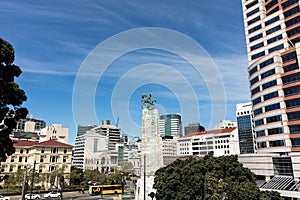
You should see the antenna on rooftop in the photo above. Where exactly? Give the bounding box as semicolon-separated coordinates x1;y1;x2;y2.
116;116;120;127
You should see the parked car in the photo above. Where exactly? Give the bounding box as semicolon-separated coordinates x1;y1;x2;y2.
44;191;61;199
0;195;10;200
24;193;40;200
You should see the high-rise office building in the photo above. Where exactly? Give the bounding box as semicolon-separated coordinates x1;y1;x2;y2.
236;102;255;154
242;0;300;154
15;115;46;132
159;114;182;137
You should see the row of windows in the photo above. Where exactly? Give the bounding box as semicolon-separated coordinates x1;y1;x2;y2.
288;111;300;121
249;66;258;76
253;108;262;115
253;102;280;115
253;97;261;105
284;63;299;73
282;0;298;9
255;115;282;126
285;15;300;28
266;0;278;11
284;85;300;96
257;140;286;148
282;72;300;85
286;98;300;109
282;52;297;63
290;125;300;133
284;6;300;18
256;128;283;137
250;76;259;85
287;26;300;38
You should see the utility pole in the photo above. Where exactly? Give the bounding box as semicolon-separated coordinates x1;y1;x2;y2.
144;154;146;200
29;160;36;199
20;165;28;200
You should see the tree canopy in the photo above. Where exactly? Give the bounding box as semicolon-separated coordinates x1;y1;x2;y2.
0;38;28;162
153;154;282;200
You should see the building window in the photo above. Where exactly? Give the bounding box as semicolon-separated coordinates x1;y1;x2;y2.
261;69;275;79
250;76;259;85
286;98;300;109
20;149;23;154
18;157;22;162
291;138;300;147
282;72;300;85
10;156;15;162
249;66;258;76
257;141;267;148
265;103;280;112
268;44;284;53
248;24;262;34
260;58;274;68
266;25;281;35
40;155;45;163
268;127;283;135
288;111;300;121
251;51;265;60
249;33;263;42
252;86;260;95
246;0;258;9
284;63;299;73
272;157;293;176
282;52;297;63
285;15;300;28
63;156;67;162
255;119;264;126
264;91;279;101
250;42;264;51
262;80;277;89
253;97;261;106
41;147;45;153
289;125;300;133
248;16;261;26
256;130;265;137
284;85;300;96
51;148;57;154
253;108;262;115
64;148;67;154
265;15;280;26
267;34;282;44
284;6;300;18
9;165;14;172
282;0;298;9
266;115;281;123
247;7;259;17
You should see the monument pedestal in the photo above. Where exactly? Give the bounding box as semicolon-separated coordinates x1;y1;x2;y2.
135;97;163;200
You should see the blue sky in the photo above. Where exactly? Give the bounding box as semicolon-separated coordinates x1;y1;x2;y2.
0;0;250;144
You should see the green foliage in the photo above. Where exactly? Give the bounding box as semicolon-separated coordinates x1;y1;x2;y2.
0;38;28;162
70;166;83;185
259;190;282;200
3;169;24;191
119;161;134;175
153;154;283;200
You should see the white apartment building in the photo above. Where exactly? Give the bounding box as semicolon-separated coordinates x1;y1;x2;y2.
177;128;240;157
72;120;122;171
39;124;69;144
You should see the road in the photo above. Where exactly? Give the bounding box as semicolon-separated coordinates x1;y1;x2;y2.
7;191;135;200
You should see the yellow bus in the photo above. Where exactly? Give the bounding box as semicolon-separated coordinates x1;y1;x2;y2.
89;184;123;195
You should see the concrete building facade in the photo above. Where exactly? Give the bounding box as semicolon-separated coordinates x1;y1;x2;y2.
39;124;69;144
177;128;240;157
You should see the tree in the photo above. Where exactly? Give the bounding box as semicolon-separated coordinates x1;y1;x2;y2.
119;161;134;176
70;166;83;186
0;38;28;162
153;154;282;200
